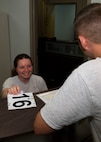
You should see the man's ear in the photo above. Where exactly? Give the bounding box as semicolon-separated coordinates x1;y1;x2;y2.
78;36;88;50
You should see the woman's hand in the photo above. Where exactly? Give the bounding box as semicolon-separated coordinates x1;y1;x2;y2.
8;85;21;95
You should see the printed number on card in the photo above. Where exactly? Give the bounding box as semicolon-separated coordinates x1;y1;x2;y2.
7;92;37;110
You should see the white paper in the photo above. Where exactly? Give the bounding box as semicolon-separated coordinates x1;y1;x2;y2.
36;89;58;103
7;92;37;110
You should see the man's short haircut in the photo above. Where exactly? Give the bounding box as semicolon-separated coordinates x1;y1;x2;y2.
74;3;101;43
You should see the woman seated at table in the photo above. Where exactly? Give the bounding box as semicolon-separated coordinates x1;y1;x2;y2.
2;53;48;98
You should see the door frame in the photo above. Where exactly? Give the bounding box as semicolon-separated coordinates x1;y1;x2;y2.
30;0;38;73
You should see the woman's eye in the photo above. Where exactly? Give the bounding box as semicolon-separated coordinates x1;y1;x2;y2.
28;65;32;68
20;67;24;69
19;66;24;69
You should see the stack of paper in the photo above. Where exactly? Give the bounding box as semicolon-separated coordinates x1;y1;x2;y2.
36;89;58;103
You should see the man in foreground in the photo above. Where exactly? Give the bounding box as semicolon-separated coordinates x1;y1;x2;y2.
34;3;101;142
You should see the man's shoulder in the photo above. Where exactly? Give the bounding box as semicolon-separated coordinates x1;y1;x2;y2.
74;58;101;78
78;58;101;70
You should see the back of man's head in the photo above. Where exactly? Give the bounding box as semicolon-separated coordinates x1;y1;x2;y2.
74;3;101;43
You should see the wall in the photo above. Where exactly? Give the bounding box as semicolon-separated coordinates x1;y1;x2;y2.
91;0;101;2
0;0;30;66
0;11;11;95
87;0;101;4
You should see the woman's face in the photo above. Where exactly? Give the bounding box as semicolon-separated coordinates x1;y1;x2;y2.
16;58;33;82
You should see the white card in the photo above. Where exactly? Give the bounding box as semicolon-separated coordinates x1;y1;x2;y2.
7;92;37;110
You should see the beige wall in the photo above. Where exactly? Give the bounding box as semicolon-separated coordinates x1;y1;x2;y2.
0;11;11;95
91;0;101;2
0;0;30;67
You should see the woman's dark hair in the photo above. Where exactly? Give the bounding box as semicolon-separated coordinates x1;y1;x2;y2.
14;53;33;68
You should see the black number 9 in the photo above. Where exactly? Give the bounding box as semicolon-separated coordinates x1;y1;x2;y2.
13;100;31;107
